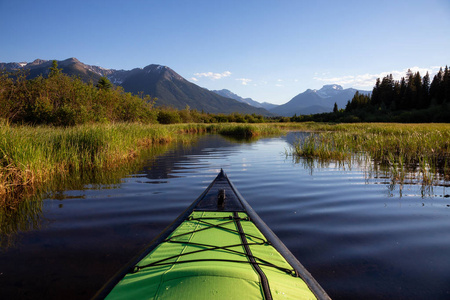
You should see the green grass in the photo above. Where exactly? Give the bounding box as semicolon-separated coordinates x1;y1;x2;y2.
0;122;286;207
3;122;448;205
0;123;173;205
209;123;282;138
289;123;450;185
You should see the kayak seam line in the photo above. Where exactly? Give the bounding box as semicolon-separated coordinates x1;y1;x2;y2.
235;211;273;300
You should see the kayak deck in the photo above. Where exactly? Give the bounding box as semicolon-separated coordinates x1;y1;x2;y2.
105;211;316;299
96;170;330;299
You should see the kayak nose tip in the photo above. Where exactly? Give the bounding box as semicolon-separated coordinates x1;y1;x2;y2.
218;188;226;208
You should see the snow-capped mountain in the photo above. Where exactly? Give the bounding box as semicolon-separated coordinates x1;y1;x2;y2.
270;84;371;116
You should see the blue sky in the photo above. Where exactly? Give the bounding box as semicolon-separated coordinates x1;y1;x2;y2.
1;0;449;104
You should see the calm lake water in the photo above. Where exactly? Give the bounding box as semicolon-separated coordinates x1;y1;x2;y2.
1;132;449;299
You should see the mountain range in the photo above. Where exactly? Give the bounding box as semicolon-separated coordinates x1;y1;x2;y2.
211;89;278;111
270;85;371;116
0;58;270;115
1;58;371;116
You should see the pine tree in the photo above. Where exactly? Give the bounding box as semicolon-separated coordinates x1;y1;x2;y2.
429;68;442;104
399;77;407;110
421;72;430;108
379;74;394;108
333;102;338;113
413;72;422;109
96;76;113;90
392;81;401;110
49;60;62;78
444;66;450;104
405;71;416;109
371;78;381;106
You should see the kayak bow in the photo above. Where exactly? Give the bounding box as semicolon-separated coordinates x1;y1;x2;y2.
94;169;330;300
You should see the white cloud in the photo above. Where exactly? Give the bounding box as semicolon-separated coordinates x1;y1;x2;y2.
193;71;231;80
236;78;252;85
190;77;198;82
313;66;441;89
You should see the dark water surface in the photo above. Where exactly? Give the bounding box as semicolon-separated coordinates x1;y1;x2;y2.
1;133;450;299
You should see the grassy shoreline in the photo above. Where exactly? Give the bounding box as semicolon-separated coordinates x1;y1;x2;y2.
1;122;449;247
0;122;284;207
2;122;449;207
290;123;450;185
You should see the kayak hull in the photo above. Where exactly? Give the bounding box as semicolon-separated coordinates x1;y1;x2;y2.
94;170;330;300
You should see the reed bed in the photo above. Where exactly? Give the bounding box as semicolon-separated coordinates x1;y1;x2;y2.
0;122;173;206
0;122;285;208
290;123;450;186
210;123;283;138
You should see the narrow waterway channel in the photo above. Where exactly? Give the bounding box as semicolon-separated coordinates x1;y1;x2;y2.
1;132;449;299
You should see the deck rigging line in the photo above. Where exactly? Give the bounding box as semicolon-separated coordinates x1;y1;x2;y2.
130;215;297;282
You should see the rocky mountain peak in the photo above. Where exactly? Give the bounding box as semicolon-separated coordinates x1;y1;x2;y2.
30;59;48;66
320;84;343;91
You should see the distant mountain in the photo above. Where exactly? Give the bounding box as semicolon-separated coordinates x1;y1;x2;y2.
1;58;271;115
212;89;279;111
119;66;272;114
270;84;371;116
213;89;259;107
0;58;111;83
260;102;279;110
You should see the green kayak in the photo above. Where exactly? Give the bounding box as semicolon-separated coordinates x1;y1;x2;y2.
93;170;330;300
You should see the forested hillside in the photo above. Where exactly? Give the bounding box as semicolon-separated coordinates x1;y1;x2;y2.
0;61;267;126
291;67;450;123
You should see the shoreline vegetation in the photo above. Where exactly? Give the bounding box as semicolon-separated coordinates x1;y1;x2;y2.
289;123;450;188
2;121;449;208
1;121;449;248
0;122;283;208
0;122;282;248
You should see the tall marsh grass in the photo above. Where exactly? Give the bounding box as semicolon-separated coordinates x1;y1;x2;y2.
210;123;282;138
0;122;174;206
0;122;285;208
290;123;450;186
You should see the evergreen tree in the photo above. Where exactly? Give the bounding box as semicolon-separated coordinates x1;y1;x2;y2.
429;68;442;104
96;76;113;90
49;60;62;78
405;69;414;84
444;66;450;103
379;74;394;108
333;102;338;113
398;77;407;110
413;72;422;109
345;100;351;112
421;72;430;108
392;80;401;110
371;78;381;106
405;71;416;108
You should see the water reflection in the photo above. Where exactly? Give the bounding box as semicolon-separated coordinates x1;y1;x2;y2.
0;194;42;249
0;142;174;249
0;134;255;250
139;135;244;180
